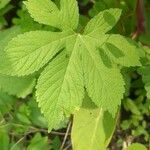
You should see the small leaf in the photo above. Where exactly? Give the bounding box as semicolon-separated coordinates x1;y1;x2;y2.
27;133;49;150
126;143;147;150
138;66;150;99
0;92;16;115
0;74;35;98
123;98;141;115
0;129;9;150
51;136;61;150
0;0;10;10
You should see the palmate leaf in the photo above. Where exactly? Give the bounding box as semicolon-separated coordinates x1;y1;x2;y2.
36;34;124;129
1;0;142;131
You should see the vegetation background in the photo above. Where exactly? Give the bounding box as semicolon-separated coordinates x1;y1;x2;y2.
0;0;149;150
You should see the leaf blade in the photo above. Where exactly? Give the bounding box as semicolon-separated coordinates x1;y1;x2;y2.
0;74;35;98
25;0;79;30
71;96;118;150
36;44;84;130
79;35;125;115
84;8;121;36
25;0;60;28
3;31;74;76
60;0;79;30
100;34;141;67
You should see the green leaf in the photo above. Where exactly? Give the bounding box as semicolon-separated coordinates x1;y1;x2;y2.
89;1;113;17
139;34;150;46
60;0;79;30
0;74;35;98
25;0;79;30
51;136;61;150
3;31;74;76
27;133;49;150
12;8;46;32
84;8;122;36
71;96;118;150
2;5;142;131
0;92;16;115
0;27;21;50
0;27;35;98
138;66;150;99
0;129;9;150
0;0;10;10
28;98;47;128
100;34;141;67
36;49;84;130
123;98;141;115
24;0;60;29
80;35;125;114
126;143;147;150
0;27;21;74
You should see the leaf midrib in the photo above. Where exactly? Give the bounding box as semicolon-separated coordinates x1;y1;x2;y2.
56;35;79;110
